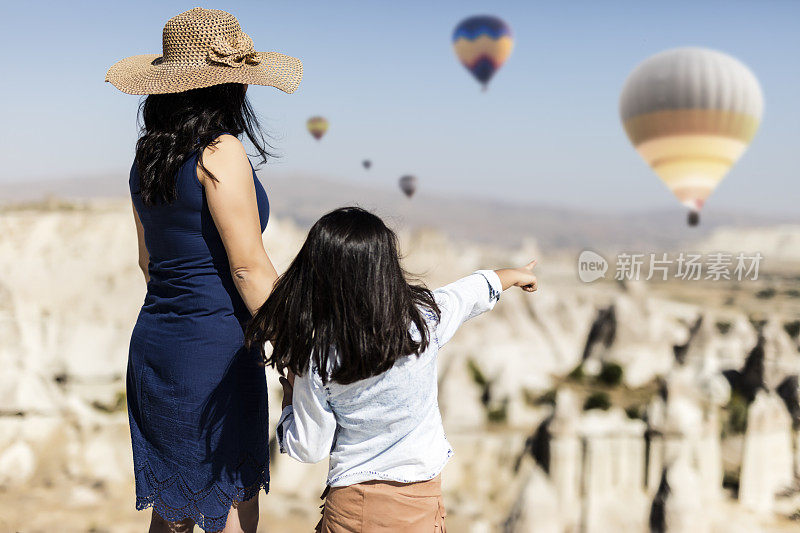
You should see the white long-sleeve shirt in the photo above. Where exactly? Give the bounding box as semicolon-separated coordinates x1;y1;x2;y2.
276;271;502;487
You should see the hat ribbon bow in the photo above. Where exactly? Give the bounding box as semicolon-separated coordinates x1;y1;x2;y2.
207;32;261;67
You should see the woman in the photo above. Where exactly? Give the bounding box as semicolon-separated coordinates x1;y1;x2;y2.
105;8;302;532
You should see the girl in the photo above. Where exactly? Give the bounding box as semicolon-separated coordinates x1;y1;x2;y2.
246;207;537;532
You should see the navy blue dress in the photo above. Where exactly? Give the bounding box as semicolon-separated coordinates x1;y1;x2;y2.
127;146;270;531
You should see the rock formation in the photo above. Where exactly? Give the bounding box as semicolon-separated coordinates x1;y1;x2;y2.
740;391;794;513
648;452;710;533
1;202;798;531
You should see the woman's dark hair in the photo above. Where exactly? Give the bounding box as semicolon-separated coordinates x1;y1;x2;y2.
135;82;273;206
246;207;441;384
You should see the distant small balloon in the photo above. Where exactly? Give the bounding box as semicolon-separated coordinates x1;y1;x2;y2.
306;116;328;140
452;15;513;90
362;159;371;170
399;175;417;198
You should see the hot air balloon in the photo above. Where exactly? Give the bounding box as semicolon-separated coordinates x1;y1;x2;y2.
399;175;417;198
620;47;763;226
362;159;371;170
306;116;328;140
452;15;513;90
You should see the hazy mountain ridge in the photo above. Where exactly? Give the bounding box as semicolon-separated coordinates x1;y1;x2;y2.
2;173;797;252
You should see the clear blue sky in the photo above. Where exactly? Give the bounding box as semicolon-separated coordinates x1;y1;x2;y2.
1;0;798;215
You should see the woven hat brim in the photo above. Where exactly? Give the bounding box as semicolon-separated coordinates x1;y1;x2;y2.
105;52;303;95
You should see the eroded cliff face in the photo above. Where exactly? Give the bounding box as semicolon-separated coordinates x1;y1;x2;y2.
0;202;798;532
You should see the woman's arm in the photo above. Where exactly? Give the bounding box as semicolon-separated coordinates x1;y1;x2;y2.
132;201;149;283
199;135;278;315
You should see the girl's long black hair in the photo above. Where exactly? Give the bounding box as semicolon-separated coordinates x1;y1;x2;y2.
246;207;441;384
135;83;273;206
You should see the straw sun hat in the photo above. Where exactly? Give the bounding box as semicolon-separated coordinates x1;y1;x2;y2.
106;7;302;95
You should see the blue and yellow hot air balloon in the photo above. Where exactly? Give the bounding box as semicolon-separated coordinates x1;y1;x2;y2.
452;15;513;90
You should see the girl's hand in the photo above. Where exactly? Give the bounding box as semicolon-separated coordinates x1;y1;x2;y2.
279;369;295;409
496;260;538;292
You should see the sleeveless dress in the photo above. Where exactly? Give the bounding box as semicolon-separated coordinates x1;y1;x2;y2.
127;146;270;531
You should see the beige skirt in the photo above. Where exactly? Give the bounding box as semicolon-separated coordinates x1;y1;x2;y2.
316;475;446;533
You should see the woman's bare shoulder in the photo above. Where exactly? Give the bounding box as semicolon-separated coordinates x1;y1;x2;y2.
198;135;250;184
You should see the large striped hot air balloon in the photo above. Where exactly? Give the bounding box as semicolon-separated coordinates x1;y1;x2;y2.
306;116;329;140
620;48;764;225
452;15;513;90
